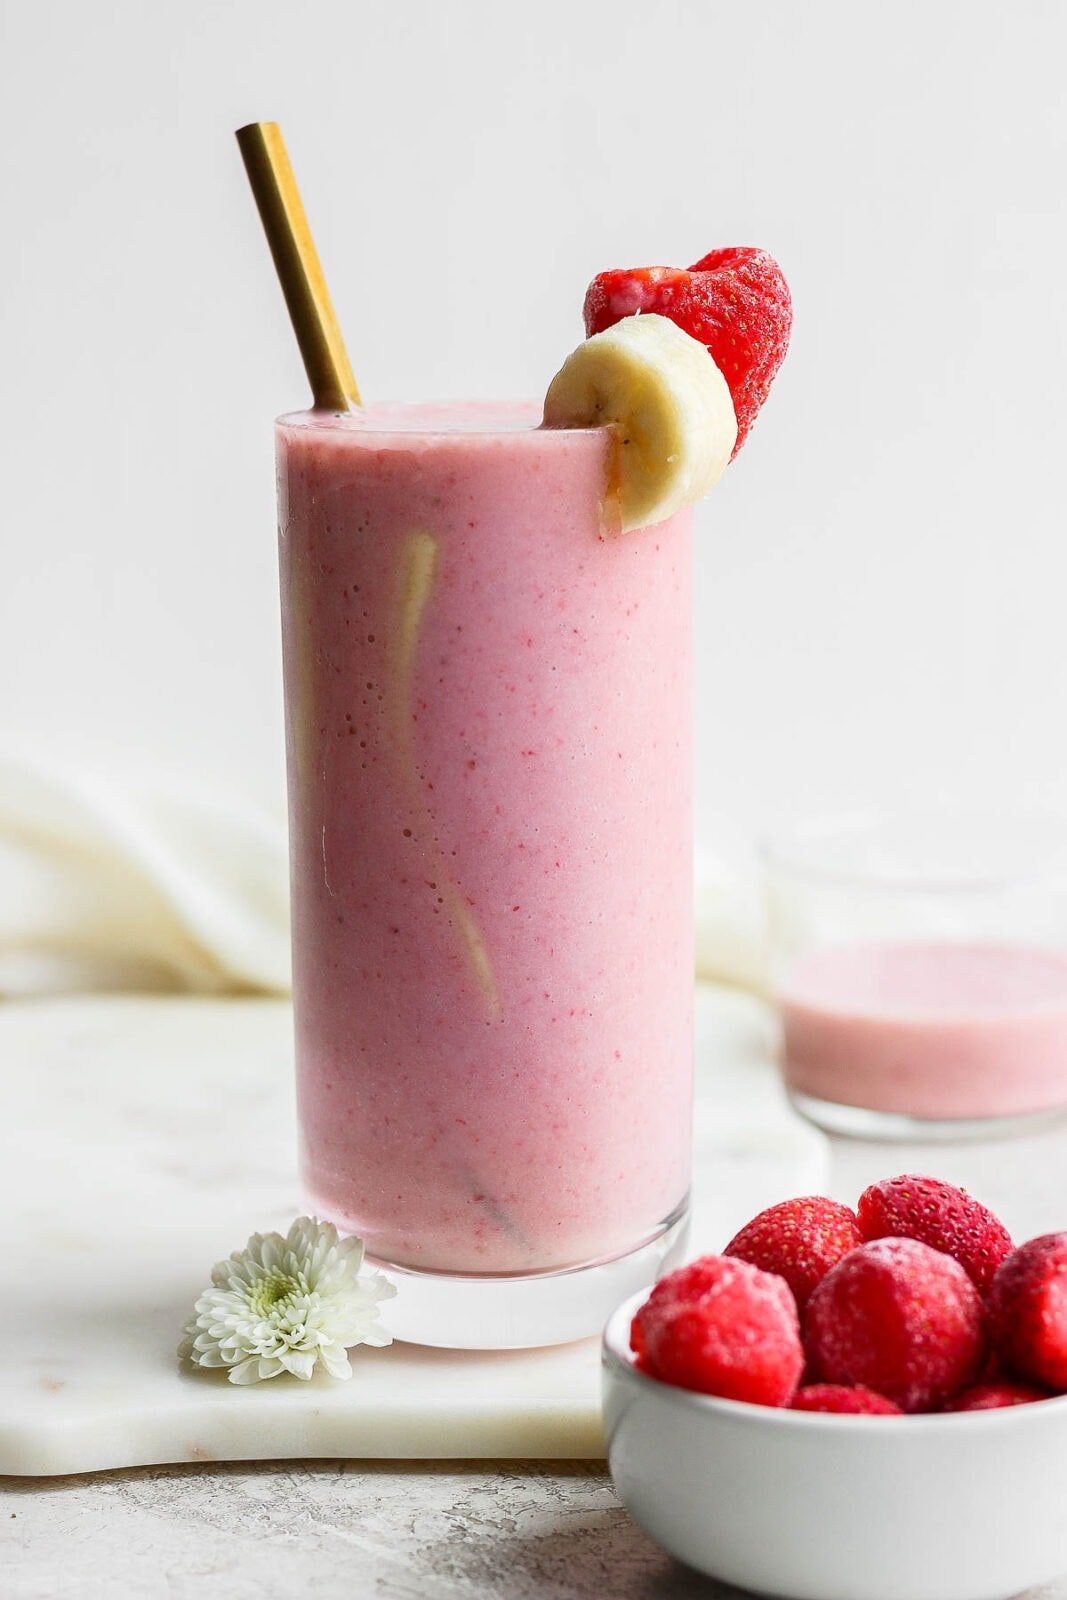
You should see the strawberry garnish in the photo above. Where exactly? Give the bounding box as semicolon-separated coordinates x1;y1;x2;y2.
583;247;791;456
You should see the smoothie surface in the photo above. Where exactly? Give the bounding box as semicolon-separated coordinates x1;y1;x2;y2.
279;400;595;437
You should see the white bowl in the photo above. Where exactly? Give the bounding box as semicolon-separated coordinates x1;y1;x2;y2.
603;1292;1067;1600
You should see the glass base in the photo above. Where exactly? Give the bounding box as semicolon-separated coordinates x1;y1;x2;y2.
788;1087;1067;1143
367;1200;690;1349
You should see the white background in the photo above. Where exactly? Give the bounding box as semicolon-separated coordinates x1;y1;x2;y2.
3;0;1066;850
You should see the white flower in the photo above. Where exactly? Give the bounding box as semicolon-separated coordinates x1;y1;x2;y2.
179;1217;395;1385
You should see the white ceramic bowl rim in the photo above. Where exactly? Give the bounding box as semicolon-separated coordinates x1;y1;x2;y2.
603;1292;1067;1433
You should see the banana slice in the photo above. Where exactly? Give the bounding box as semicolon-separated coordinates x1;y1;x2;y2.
542;312;737;533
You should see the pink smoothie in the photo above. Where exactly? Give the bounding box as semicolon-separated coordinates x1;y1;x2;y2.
276;402;692;1274
780;941;1067;1120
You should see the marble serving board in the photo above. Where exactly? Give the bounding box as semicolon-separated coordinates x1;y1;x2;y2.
1;986;826;1475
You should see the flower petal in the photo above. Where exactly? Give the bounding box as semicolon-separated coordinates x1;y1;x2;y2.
227;1356;268;1385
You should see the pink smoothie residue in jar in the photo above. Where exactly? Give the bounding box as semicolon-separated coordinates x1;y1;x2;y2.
780;941;1067;1120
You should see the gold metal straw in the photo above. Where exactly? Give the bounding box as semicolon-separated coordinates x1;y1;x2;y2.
235;121;362;411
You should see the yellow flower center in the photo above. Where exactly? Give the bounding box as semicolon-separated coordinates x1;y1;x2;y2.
248;1267;309;1318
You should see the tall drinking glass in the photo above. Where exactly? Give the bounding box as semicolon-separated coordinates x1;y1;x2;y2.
276;401;691;1347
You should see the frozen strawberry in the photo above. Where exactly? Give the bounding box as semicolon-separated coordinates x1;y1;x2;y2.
583;247;791;455
724;1196;864;1310
790;1383;902;1416
857;1175;1013;1294
631;1254;804;1406
977;1349;1007;1384
988;1232;1067;1390
944;1380;1051;1412
804;1238;986;1412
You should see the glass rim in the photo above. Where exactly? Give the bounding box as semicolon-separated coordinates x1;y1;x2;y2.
274;398;605;442
758;808;1067;896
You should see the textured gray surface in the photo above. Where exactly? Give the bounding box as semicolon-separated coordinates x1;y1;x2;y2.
0;1460;744;1600
3;1459;1064;1600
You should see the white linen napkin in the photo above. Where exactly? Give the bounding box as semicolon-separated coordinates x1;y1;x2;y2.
0;757;290;996
695;828;771;997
